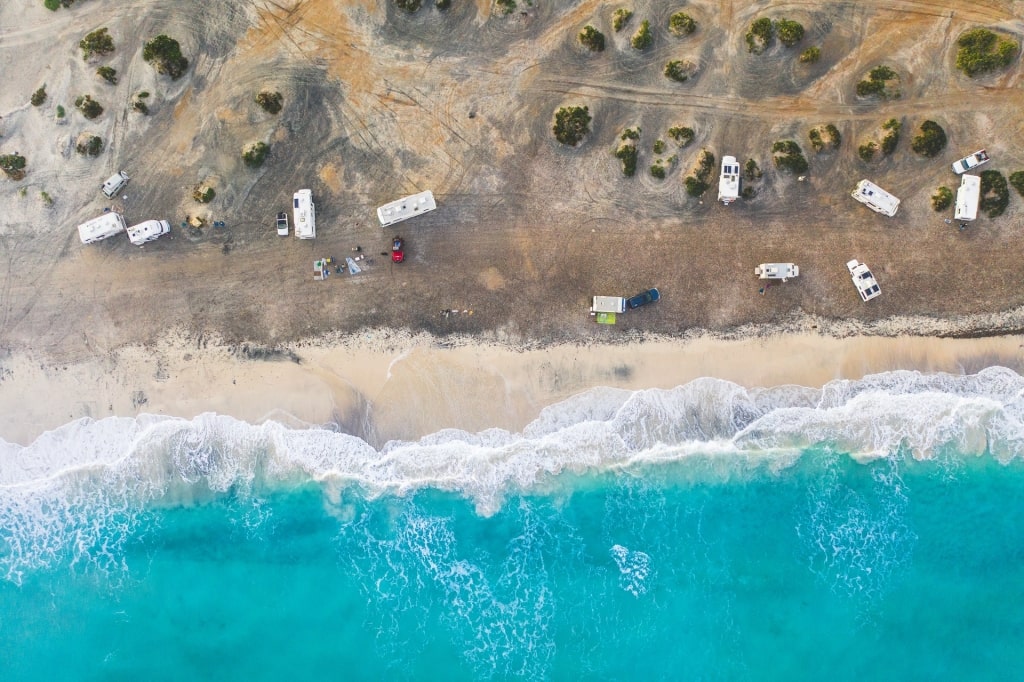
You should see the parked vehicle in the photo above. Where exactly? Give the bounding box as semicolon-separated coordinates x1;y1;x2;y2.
126;219;170;246
851;179;900;217
78;212;127;244
718;156;740;205
591;296;626;314
952;149;990;175
101;170;129;198
377;190;436;227
847;259;880;302
954;174;980;222
392;236;405;263
293;189;316;239
276;212;289;236
626;288;661;309
754;263;799;281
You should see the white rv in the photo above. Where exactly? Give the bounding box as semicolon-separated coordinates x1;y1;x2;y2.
851;179;900;217
377;190;436;227
954;174;981;222
591;296;626;314
293;189;316;239
78;212;127;244
718;156;741;205
754;263;799;281
101;170;130;198
126;219;171;246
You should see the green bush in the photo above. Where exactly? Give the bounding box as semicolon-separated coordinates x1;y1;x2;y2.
578;25;605;52
40;191;54;206
694;149;715;182
1009;171;1024;197
650;163;666;179
668;12;696;36
74;95;103;119
612;8;632;32
880;118;900;155
193;185;215;203
242;141;270;168
808;128;823;151
30;86;47;107
858;142;877;162
436;0;451;9
776;19;804;47
256;91;283;114
799;46;820;63
771;140;808;173
138;91;150;98
979;170;1009;218
684;176;708;197
746;17;773;54
631;20;652;50
56;105;65;118
664;60;691;82
667;126;694;146
76;134;104;156
44;0;60;9
396;0;422;11
495;0;515;14
744;158;762;180
869;65;897;81
653;139;666;154
97;66;117;84
910;120;947;157
856;65;899;98
552;106;591;146
620;126;640;141
931;186;953;211
133;99;149;115
956;28;1019;77
142;34;189;80
80;27;114;60
0;153;27;178
615;143;638;177
824;124;841;148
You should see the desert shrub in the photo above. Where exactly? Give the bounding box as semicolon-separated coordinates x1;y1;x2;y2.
772;140;808;173
910;120;947;157
97;66;117;84
869;65;897;81
664;60;691;82
56;105;65;118
75;134;104;156
799;46;820;63
552;106;591;146
133;99;149;115
931;186;953;211
858;142;877;162
631;20;652;50
683;176;707;196
256;90;283;114
824;124;841;148
667;126;694;146
776;19;804;47
746;17;773;54
193;185;215;203
808;128;823;152
615;144;638;177
650;162;666;179
31;86;47;106
856;65;900;98
396;0;422;11
0;153;27;178
612;8;633;32
80;27;114;60
741;186;757;199
744;158;762;180
694;149;715;180
40;191;53;206
578;25;605;52
142;34;189;80
242;141;270;168
1009;171;1024;197
74;94;103;119
495;0;515;14
436;0;452;8
979;169;1009;218
44;0;61;9
956;28;1019;77
668;12;696;36
653;139;666;154
138;91;150;98
620;126;640;141
880;118;900;155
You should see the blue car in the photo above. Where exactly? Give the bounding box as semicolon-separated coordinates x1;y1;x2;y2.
626;288;660;309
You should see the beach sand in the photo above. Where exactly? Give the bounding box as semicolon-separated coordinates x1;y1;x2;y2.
2;330;1022;447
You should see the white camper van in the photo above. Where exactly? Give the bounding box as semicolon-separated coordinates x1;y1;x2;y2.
851;179;900;217
591;296;626;314
718;156;741;205
101;171;130;198
954;174;981;222
126;219;171;246
78;212;127;244
293;189;316;239
377;190;436;227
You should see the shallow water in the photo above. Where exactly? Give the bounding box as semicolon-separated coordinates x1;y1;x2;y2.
3;368;1024;679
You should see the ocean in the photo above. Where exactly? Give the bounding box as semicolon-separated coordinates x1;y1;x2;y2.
2;367;1023;680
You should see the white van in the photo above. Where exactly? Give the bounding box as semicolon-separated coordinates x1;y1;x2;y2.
102;171;130;198
126;219;171;246
78;212;127;244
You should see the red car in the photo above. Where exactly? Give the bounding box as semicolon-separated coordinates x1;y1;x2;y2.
392;236;405;263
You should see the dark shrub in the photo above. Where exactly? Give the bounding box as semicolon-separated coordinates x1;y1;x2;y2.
142;35;189;80
616;144;638;177
74;94;103;119
979;170;1009;218
552;106;591;146
76;134;104;156
578;25;605;52
776;19;804;47
97;66;118;84
799;46;820;63
0;153;27;178
910;120;947;157
668;126;694;146
1009;170;1024;197
80;27;114;60
668;12;696;36
243;141;270;168
771;140;808;173
612;8;632;32
746;17;773;54
31;86;47;106
931;186;953;211
256;91;283;114
631;20;652;50
956;28;1019;77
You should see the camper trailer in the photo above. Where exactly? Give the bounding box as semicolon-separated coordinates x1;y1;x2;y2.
754;263;799;281
101;171;130;198
126;219;171;246
954;174;980;223
377;190;436;227
718;156;741;205
591;296;626;314
77;212;127;244
851;179;900;217
293;189;316;239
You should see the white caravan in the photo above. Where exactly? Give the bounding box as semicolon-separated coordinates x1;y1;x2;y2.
126;219;171;246
851;179;900;217
101;170;129;198
377;190;436;227
591;296;626;314
954;174;981;222
78;212;127;244
718;156;741;205
754;263;799;281
293;189;316;239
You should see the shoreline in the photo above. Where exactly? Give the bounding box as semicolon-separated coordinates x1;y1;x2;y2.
2;327;1023;448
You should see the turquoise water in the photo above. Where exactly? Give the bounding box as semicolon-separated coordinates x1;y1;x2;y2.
3;368;1024;679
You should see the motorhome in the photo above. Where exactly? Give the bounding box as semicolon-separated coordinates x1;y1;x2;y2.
718;156;741;205
77;212;127;244
126;219;171;246
377;190;436;227
754;263;799;281
293;189;316;239
954;174;980;222
591;296;626;314
847;259;881;302
851;179;900;217
101;171;129;198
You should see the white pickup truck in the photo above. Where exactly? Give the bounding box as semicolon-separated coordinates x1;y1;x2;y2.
847;259;880;302
952;150;990;175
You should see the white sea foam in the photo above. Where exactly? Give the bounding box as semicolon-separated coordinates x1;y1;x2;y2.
3;367;1024;579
